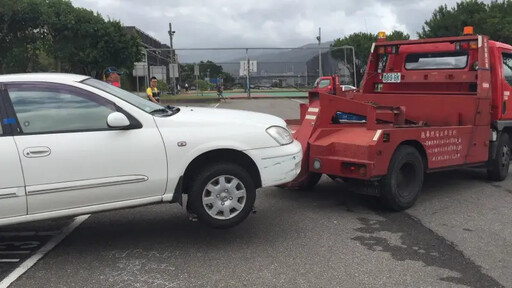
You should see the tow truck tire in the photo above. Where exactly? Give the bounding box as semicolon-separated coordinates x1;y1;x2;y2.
487;133;511;181
187;163;256;229
381;146;424;211
301;172;323;189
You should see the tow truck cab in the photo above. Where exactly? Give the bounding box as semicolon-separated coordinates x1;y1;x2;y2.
286;27;512;210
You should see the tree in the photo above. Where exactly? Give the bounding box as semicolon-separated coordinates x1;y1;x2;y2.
418;0;487;39
0;0;142;76
0;0;50;73
419;0;512;44
196;79;212;96
199;60;224;79
179;63;196;86
331;31;410;86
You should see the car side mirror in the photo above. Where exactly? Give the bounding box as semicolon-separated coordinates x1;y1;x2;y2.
107;112;130;128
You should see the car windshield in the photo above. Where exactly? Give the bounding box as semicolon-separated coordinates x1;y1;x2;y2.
82;78;165;114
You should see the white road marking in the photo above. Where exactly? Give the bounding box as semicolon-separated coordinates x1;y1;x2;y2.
0;252;30;255
0;260;19;263
305;115;316;120
291;99;306;104
214;103;220;108
0;215;90;288
307;107;319;113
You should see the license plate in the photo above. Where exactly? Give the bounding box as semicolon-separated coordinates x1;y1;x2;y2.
382;73;401;83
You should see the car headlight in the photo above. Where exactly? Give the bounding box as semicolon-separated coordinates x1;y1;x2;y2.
266;126;293;145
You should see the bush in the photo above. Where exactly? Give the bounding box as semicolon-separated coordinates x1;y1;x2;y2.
157;80;169;93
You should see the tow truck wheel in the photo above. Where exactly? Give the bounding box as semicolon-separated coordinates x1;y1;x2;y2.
187;163;256;229
487;133;511;181
381;146;424;211
301;172;322;189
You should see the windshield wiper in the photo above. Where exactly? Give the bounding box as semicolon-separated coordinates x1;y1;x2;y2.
150;108;171;115
150;105;180;116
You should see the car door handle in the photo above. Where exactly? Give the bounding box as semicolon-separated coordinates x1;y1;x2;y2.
24;147;51;158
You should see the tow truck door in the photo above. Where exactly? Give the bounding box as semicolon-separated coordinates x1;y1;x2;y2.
500;50;512;119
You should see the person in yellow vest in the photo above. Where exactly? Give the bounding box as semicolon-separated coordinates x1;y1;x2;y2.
146;76;160;103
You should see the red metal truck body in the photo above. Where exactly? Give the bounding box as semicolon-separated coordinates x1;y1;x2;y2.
286;31;512;209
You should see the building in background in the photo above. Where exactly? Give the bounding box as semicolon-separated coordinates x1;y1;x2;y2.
124;26;172;92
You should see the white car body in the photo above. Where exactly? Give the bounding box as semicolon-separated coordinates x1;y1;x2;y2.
0;73;302;228
340;85;356;91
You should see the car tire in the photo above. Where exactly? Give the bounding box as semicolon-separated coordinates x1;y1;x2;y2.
487;133;511;181
187;163;256;229
380;146;424;211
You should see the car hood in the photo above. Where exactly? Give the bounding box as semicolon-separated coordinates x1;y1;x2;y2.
153;106;289;150
173;106;286;127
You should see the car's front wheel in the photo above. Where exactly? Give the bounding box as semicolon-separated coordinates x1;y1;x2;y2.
187;163;256;229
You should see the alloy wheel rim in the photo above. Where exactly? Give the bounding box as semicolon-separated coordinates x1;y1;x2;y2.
202;175;247;220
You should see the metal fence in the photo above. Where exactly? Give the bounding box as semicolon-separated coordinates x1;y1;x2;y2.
132;46;356;97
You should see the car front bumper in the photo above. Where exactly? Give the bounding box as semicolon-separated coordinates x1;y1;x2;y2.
245;140;302;187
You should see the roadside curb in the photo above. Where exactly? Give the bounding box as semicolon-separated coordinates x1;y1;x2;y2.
161;96;308;104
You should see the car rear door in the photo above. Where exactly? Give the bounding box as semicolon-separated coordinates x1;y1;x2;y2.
0;84;27;220
3;82;167;215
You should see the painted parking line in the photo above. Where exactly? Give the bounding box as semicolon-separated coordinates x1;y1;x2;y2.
0;215;89;288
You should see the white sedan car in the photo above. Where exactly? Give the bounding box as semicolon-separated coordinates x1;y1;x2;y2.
0;73;302;229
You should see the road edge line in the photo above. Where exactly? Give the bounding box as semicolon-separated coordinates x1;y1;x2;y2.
0;214;90;288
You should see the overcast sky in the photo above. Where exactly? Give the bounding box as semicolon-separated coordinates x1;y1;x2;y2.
70;0;492;48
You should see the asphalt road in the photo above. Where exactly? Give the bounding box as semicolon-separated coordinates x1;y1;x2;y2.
1;98;511;288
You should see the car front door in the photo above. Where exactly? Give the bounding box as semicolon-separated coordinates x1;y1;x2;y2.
4;82;167;215
0;86;26;220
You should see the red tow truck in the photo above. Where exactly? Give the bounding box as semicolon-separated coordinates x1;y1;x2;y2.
285;27;512;210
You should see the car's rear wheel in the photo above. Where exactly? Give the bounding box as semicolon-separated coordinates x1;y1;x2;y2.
187;163;256;229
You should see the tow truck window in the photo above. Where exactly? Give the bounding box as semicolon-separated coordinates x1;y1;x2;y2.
502;53;512;86
405;51;468;70
317;79;330;88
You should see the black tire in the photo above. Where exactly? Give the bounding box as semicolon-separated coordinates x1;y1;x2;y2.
487;133;511;181
380;146;424;211
187;163;256;229
276;172;322;189
301;172;322;189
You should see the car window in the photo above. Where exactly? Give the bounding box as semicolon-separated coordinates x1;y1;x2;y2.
502;53;512;86
7;84;116;134
82;78;163;113
318;79;331;88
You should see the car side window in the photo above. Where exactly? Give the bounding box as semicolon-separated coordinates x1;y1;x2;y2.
7;83;116;134
503;53;512;87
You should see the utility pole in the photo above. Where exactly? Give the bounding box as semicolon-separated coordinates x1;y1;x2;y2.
246;48;251;98
305;64;308;86
168;23;176;95
317;27;322;77
207;69;210;91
